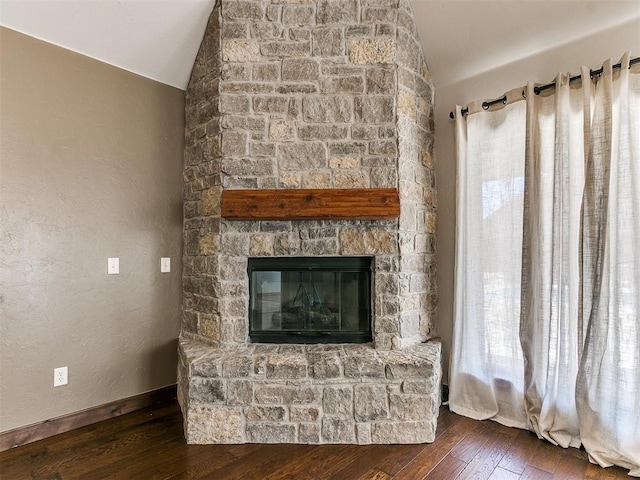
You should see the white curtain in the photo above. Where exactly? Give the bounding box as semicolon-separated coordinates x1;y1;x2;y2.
520;71;586;449
450;53;640;475
450;90;528;429
576;54;640;474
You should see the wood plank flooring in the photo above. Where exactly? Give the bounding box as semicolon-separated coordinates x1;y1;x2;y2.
0;401;632;479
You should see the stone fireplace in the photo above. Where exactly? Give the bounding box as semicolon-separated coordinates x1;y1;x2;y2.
178;0;441;444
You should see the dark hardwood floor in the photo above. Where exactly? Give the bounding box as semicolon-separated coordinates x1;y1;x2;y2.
0;401;631;479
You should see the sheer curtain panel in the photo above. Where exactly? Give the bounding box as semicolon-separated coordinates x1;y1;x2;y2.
576;54;640;475
450;53;640;475
520;74;585;450
451;90;527;429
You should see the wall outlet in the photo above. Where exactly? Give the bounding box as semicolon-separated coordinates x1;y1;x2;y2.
54;366;68;387
160;257;171;273
108;257;119;274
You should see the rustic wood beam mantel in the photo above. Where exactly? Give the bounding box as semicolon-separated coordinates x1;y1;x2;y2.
221;188;400;220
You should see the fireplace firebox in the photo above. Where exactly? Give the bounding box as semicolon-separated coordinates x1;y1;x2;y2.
248;257;373;344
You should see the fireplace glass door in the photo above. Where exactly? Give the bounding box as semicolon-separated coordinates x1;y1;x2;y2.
248;257;372;343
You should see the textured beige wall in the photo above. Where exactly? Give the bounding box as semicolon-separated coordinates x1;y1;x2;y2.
0;27;184;432
434;18;640;384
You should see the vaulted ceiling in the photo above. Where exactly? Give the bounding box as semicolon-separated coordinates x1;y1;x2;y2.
1;0;638;90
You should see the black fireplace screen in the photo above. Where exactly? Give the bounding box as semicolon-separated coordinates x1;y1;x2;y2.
248;257;373;343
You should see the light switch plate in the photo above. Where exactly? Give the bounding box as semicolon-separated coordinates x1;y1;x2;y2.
161;257;171;273
108;257;119;275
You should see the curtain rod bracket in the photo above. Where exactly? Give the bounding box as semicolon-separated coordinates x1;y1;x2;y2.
450;107;469;119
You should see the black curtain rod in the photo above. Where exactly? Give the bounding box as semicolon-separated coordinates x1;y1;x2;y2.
450;56;640;119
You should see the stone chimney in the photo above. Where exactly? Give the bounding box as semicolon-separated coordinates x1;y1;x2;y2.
179;0;441;444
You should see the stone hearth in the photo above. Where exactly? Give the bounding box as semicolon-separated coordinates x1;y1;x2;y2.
179;0;440;444
180;341;440;443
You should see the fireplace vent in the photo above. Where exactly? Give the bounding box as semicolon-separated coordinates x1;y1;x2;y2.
248;257;372;344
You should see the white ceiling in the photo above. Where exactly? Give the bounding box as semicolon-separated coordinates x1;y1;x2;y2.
413;0;640;88
0;0;216;90
1;0;639;90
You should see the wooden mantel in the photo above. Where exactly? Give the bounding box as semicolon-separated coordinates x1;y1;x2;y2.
221;188;400;220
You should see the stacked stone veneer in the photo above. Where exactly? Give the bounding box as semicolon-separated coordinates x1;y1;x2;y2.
179;341;441;443
179;0;440;444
